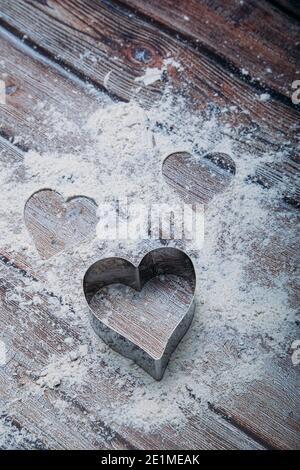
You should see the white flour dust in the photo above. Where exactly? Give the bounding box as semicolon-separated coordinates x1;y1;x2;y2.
0;72;299;445
135;58;183;86
0;340;6;366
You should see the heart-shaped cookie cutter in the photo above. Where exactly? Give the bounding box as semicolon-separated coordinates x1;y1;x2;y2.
83;247;196;380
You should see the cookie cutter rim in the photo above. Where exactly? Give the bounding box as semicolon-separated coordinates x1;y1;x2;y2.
83;247;196;380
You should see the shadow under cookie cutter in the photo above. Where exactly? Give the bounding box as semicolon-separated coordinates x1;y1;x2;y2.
83;247;196;380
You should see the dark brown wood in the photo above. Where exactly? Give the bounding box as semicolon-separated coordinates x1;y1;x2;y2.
253;154;300;207
0;0;299;451
0;30;101;152
121;0;300;98
0;37;269;451
0;0;299;151
0;0;299;208
0;263;267;449
1;137;299;449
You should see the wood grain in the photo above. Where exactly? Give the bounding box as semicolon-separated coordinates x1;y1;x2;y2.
252;154;300;207
0;0;299;208
162;152;236;205
271;0;300;19
212;362;300;450
1;227;299;449
90;275;194;359
24;189;98;259
0;263;267;450
0;0;299;450
0;30;102;152
0;0;299;150
0;28;297;273
0;136;43;278
121;0;300;98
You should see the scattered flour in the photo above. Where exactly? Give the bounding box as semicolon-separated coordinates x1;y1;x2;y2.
135;58;183;86
36;345;88;389
259;92;271;102
291;340;300;366
0;340;6;366
0;70;299;445
135;67;164;86
0;416;42;449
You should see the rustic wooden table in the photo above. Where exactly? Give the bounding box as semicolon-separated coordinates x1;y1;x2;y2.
0;0;299;450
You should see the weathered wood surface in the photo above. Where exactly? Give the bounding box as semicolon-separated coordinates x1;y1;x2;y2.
253;153;300;206
162;152;236;205
121;0;300;98
0;0;299;450
1;216;299;451
1;122;298;447
0;30;104;152
0;0;299;206
212;363;300;450
2;248;299;449
24;189;98;259
0;32;298;269
0;263;268;450
0;37;272;451
0;0;299;150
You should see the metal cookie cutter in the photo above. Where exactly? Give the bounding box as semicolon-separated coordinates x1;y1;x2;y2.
83;247;196;380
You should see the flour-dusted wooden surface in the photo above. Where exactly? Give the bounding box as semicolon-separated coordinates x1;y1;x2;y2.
0;0;299;450
0;0;299;146
24;189;98;260
1;0;299;201
162;152;236;205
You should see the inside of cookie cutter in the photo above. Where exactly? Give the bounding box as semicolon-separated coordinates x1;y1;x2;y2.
83;247;196;380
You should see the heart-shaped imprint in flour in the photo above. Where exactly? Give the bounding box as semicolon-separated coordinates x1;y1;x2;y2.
24;189;98;259
162;152;236;204
83;247;196;380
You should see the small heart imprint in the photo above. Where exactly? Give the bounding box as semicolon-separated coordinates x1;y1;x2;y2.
83;247;196;380
24;189;98;259
162;151;236;204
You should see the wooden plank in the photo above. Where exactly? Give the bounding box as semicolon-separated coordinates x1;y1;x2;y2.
0;0;299;210
0;33;106;270
252;154;300;207
1;211;299;450
0;0;299;151
0;263;138;450
121;0;300;98
0;3;299;450
0;113;263;449
0;263;266;449
211;362;300;450
90;275;194;360
0;136;45;278
24;189;98;260
0;414;47;450
0;29;107;152
162;150;300;208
